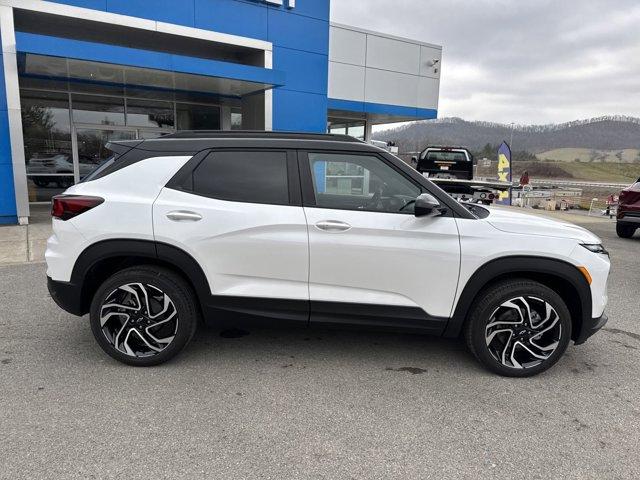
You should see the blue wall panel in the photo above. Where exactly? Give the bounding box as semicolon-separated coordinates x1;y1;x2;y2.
107;0;195;27
273;89;327;132
50;0;107;10
194;0;268;40
0;51;17;221
328;98;438;120
273;47;326;95
267;1;329;21
267;8;328;54
0;109;12;162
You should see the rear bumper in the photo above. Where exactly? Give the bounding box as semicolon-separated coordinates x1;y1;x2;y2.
617;211;640;224
47;276;85;316
575;313;608;345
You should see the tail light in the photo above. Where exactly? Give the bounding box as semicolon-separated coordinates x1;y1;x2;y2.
51;195;104;220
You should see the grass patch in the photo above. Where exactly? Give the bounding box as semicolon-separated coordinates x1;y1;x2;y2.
513;161;640;183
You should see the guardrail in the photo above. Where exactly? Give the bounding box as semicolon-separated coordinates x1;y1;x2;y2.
530;179;629;188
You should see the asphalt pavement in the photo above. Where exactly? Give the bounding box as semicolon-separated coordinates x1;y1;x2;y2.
1;219;639;479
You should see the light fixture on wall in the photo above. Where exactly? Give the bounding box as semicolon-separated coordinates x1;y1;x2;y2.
426;59;440;74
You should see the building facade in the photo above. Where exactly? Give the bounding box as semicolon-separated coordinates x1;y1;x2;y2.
0;0;441;224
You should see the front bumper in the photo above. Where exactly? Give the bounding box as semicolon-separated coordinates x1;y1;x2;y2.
47;276;85;316
575;313;608;345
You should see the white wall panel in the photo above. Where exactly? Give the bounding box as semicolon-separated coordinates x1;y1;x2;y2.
366;35;421;75
328;23;442;114
329;26;366;66
419;45;442;78
328;62;365;101
365;69;418;107
418;76;440;110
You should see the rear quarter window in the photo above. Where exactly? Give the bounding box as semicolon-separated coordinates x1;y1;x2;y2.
191;150;289;205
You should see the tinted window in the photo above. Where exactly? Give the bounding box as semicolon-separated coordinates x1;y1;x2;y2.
193;151;289;205
425;151;468;162
308;153;421;213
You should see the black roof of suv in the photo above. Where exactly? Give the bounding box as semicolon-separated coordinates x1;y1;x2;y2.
88;131;375;182
84;130;473;220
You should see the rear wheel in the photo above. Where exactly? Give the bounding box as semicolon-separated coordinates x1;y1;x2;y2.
616;223;636;238
89;266;199;366
464;280;572;377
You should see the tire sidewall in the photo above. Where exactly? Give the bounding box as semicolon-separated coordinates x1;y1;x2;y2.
616;223;636;238
89;268;197;366
469;281;572;377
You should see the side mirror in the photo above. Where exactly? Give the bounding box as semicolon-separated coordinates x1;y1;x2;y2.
411;156;418;164
414;193;444;217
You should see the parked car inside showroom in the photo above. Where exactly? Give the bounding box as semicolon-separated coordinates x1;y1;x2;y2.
45;132;610;377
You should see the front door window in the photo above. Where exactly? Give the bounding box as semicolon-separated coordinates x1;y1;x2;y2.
308;153;421;214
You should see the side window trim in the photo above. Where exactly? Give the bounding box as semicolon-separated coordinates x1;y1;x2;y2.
166;148;301;207
297;150;424;214
297;150;317;207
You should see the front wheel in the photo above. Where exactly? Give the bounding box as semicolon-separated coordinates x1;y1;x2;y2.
89;266;199;366
464;280;572;377
616;223;636;238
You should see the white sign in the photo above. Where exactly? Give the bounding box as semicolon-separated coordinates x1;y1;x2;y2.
264;0;296;8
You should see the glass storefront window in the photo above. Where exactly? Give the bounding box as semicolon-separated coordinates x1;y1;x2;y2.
18;51;239;202
328;118;366;140
348;124;365;140
329;124;346;135
176;103;220;130
72;94;125;126
76;129;137;180
231;109;242;130
21;90;73;201
127;98;175;128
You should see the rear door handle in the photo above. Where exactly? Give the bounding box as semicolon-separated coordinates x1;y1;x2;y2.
166;210;202;222
315;220;351;232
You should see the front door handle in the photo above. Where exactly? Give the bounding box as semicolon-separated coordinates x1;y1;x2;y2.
166;210;202;222
315;220;351;232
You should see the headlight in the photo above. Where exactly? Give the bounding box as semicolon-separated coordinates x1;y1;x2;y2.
581;243;609;256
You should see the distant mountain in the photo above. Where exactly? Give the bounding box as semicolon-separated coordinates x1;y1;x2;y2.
373;116;640;153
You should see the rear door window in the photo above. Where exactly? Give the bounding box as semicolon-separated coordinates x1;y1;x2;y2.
192;150;290;205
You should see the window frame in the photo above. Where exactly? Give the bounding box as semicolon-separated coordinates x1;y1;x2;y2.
297;150;425;215
166;148;302;207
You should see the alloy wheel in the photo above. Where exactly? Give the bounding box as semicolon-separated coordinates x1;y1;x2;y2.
99;283;179;358
484;296;562;369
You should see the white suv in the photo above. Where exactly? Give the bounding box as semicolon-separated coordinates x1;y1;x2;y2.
46;132;610;376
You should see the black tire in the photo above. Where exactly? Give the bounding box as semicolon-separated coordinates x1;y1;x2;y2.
464;279;572;377
89;266;199;366
616;223;636;239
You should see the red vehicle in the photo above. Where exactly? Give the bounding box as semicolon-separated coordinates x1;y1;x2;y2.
616;177;640;238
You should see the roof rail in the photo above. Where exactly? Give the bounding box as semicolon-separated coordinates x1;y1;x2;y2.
159;130;363;142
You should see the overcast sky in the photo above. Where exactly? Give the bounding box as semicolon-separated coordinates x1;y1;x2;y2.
331;0;640;125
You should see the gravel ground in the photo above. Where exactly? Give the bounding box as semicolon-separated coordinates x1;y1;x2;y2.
0;219;638;479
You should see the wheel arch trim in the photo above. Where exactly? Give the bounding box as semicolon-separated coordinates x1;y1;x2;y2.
443;255;592;339
70;239;212;316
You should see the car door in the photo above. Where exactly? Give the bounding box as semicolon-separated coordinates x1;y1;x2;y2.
153;148;309;322
300;150;461;332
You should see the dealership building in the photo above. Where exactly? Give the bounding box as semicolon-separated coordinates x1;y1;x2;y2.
0;0;441;224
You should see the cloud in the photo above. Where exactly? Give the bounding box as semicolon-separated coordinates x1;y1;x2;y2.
330;0;640;124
